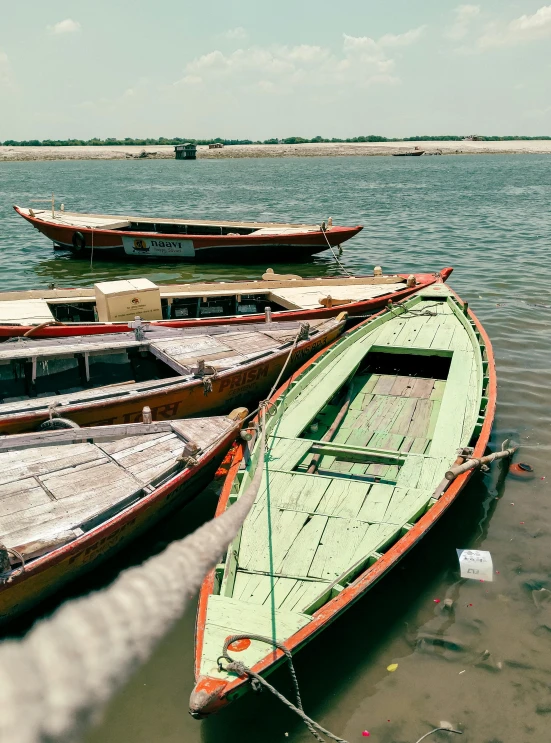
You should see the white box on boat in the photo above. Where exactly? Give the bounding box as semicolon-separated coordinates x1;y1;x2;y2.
94;279;162;322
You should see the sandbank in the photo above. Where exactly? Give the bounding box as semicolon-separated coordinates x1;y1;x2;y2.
1;140;550;161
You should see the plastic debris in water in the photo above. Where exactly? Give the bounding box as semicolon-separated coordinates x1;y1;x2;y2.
362;731;370;737
509;462;535;480
457;549;493;582
387;663;398;672
433;598;441;603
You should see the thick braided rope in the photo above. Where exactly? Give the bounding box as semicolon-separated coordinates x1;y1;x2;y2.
0;426;265;743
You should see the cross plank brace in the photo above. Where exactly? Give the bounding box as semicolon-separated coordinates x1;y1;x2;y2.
310;441;406;465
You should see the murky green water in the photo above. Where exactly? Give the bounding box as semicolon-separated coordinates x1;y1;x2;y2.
1;156;551;743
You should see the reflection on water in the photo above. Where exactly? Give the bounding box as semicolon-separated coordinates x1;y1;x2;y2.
0;155;550;742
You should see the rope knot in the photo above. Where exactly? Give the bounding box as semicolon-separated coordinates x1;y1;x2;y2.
48;401;61;421
216;656;249;677
194;359;218;395
297;322;310;341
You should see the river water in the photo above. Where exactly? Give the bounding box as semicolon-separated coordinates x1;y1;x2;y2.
1;155;550;743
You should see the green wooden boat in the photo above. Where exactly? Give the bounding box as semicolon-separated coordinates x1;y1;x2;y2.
190;283;496;717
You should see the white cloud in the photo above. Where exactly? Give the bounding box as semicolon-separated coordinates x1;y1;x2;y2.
523;103;551;121
511;4;551;33
174;28;424;93
0;51;15;90
47;19;81;35
446;5;480;40
478;5;551;48
222;27;247;40
377;26;427;47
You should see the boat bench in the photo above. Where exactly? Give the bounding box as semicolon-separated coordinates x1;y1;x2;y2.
223;434;448;616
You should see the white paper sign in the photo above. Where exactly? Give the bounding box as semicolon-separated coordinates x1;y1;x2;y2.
122;236;195;258
456;549;493;581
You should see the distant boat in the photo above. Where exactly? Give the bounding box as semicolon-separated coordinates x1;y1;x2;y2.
13;206;362;263
393;150;425;157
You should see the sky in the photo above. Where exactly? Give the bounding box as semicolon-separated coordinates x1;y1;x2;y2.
0;0;550;139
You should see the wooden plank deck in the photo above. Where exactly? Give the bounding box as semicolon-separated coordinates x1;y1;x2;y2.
0;416;234;550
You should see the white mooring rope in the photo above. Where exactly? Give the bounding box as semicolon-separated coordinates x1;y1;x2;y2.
0;425;265;743
0;320;462;743
320;224;352;277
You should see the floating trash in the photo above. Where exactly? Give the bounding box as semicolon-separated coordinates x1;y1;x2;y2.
508;462;535;480
457;549;494;581
386;663;398;672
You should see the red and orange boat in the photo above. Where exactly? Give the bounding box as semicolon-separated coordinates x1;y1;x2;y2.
13;205;361;262
0;316;345;435
190;283;498;717
0;269;453;339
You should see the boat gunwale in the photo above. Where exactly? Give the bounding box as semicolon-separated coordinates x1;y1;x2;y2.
0;272;433;303
14;206;361;240
14;205;324;231
192;283;497;713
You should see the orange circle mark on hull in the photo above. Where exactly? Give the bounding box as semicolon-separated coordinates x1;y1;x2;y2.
227;638;251;652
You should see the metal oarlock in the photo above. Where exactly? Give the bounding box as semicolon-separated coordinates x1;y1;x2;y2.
128;316;145;341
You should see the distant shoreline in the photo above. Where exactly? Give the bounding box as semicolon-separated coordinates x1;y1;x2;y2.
1;140;551;161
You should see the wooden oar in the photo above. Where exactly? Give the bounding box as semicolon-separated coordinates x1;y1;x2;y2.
307;384;355;474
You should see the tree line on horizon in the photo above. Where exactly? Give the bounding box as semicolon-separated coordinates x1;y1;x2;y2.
1;135;550;146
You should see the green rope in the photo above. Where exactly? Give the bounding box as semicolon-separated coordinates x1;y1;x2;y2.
262;372;295;655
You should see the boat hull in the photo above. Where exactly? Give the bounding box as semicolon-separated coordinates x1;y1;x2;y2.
190;285;497;716
0;270;453;339
0;425;236;624
14;206;361;262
